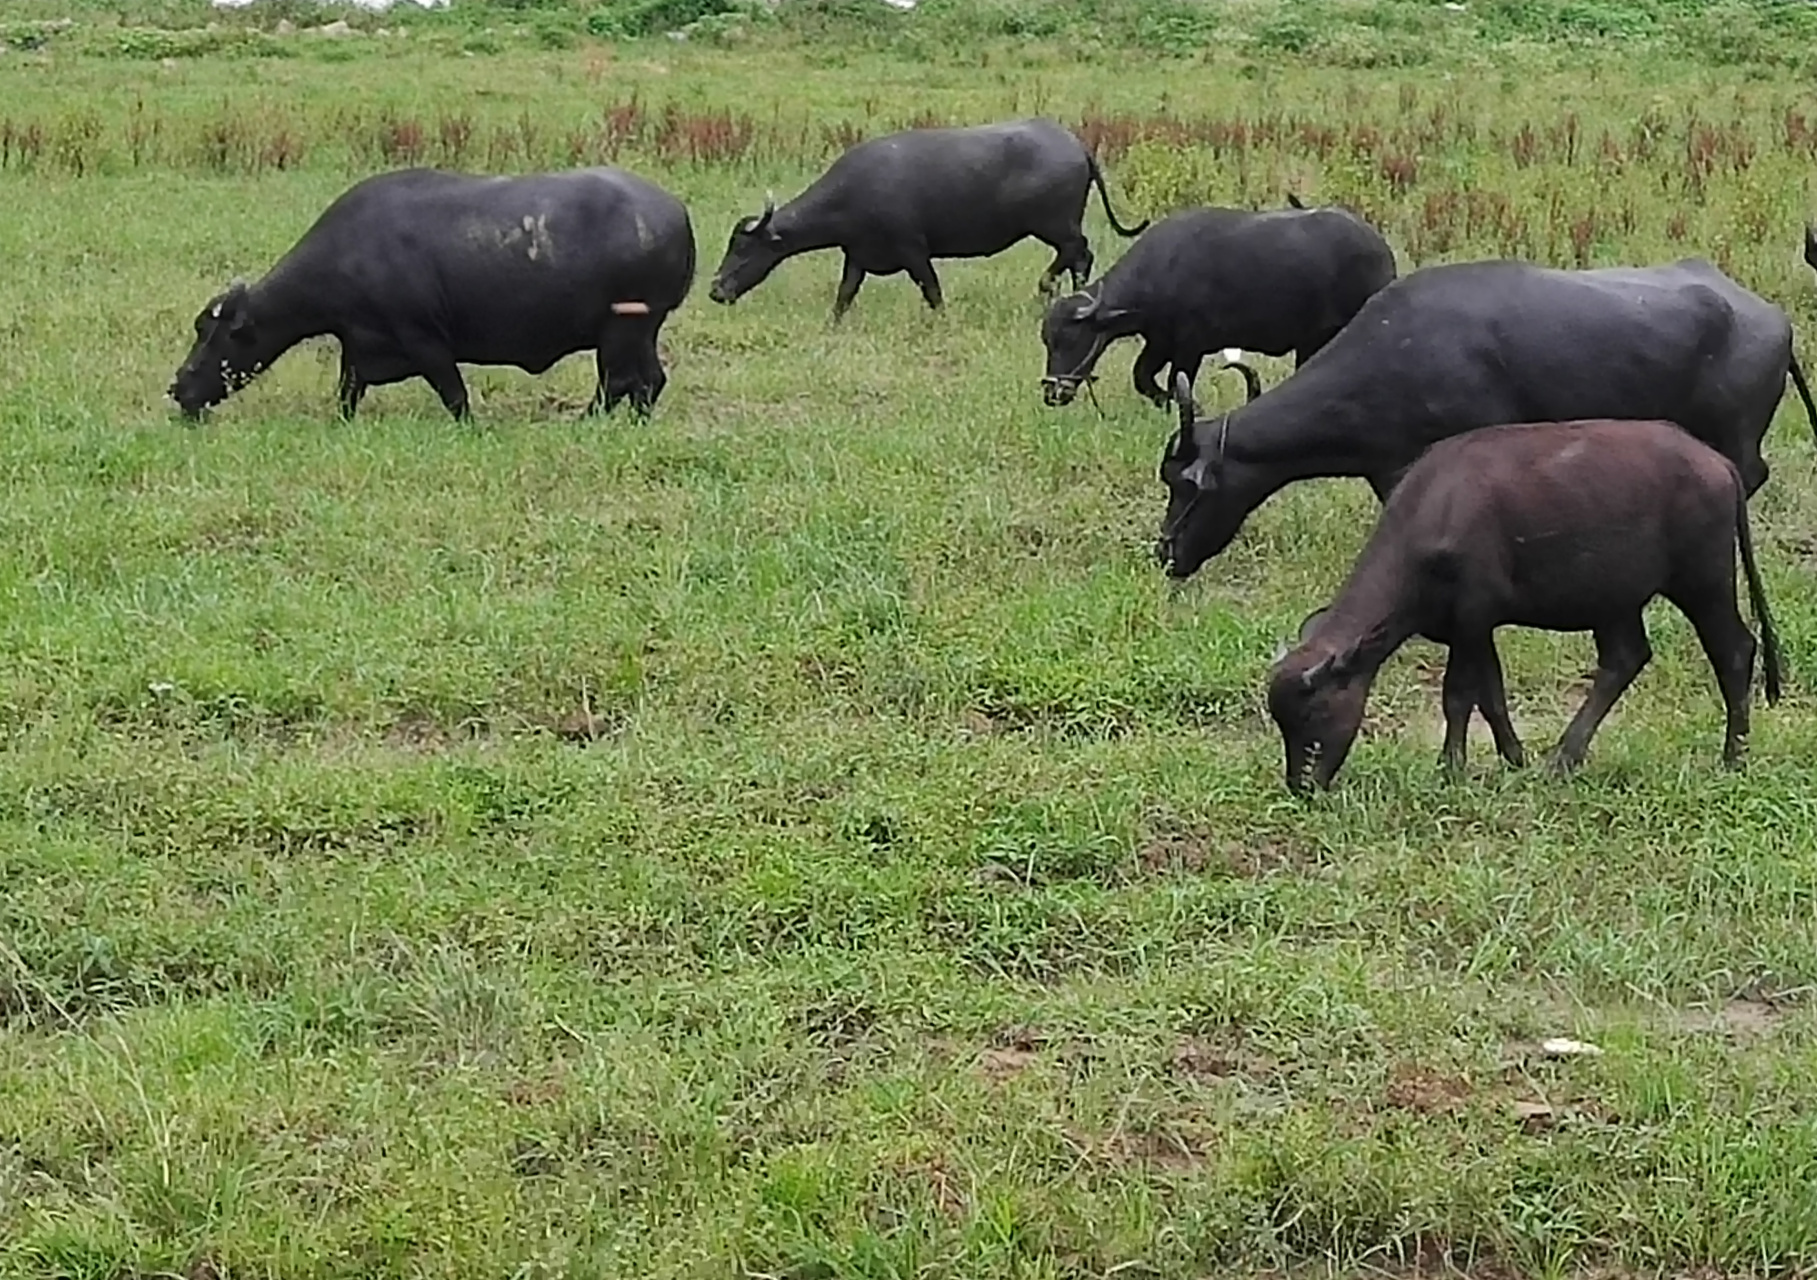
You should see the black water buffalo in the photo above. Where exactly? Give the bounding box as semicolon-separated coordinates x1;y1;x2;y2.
169;165;696;422
707;117;1148;321
1155;257;1817;581
1039;198;1397;409
1267;417;1782;794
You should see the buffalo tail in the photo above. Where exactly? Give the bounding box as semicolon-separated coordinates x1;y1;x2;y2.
1085;152;1150;238
1733;465;1784;705
1788;347;1817;447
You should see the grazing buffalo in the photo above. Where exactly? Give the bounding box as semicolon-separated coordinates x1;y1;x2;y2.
169;165;696;422
1154;257;1817;581
1039;197;1397;409
1266;416;1782;794
707;117;1148;321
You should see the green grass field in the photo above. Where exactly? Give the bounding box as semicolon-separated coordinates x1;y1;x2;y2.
8;7;1817;1277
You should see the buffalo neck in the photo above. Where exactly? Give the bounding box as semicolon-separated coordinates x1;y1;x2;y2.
1308;526;1422;677
1093;273;1146;334
770;188;844;254
1213;362;1378;481
243;257;335;365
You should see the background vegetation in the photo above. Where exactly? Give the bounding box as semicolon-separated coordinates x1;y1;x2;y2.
6;2;1817;1278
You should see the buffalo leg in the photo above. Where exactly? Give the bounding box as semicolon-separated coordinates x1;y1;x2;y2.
1438;641;1484;775
336;353;367;421
1474;637;1527;768
1132;343;1170;407
1036;232;1092;295
637;339;668;414
1548;616;1651;773
591;318;663;417
1673;587;1759;767
904;255;944;311
832;255;867;321
419;359;471;421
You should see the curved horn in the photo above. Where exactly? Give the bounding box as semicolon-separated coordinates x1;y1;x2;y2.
1172;371;1194;439
1224;359;1263;403
1075;292;1100;320
755;190;777;232
1211;412;1230;472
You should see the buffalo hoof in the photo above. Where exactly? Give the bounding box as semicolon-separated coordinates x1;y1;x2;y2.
1541;748;1584;778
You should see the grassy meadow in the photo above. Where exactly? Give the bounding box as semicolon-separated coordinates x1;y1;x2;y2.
9;5;1817;1277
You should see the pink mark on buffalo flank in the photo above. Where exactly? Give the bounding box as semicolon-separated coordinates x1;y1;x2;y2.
611;300;651;315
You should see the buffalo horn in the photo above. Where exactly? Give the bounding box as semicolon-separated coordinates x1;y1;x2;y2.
1172;371;1194;437
1224;359;1263;403
755;190;776;233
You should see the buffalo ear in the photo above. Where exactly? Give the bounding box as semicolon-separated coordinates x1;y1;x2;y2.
1295;652;1335;693
211;279;254;339
1296;640;1360;692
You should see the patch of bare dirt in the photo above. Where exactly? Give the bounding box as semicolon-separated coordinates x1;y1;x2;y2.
384;708;456;751
501;1071;568;1108
1384;1063;1475;1116
1169;1034;1280;1084
958;707;998;738
1137;830;1217;875
550;706;621;743
976;1044;1038;1083
1492;1045;1622;1132
1673;996;1786;1042
1136;827;1315;879
973;1024;1077;1084
1081;1125;1213;1172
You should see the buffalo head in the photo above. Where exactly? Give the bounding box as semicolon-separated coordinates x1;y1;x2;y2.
709;193;785;305
168;279;269;419
1266;633;1370;796
1039;289;1128;407
1153;372;1247;578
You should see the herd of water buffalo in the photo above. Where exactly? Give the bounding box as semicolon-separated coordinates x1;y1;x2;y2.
164;115;1817;794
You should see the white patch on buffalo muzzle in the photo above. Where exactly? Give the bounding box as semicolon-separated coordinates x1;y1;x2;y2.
611;301;651;315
